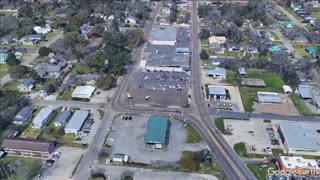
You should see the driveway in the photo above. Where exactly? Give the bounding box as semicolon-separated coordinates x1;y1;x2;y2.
94;165;218;180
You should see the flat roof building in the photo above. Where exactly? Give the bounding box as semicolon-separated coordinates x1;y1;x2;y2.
207;67;227;79
148;26;177;46
208;86;227;100
13;107;34;124
71;86;96;99
32;107;54;129
1;138;55;159
141;54;190;72
144;115;169;149
297;84;312;99
257;92;282;103
54;111;72;127
278;156;320;176
278;123;320;155
65;110;90;134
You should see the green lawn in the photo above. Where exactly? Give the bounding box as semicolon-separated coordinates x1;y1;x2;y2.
233;142;267;158
0;10;16;16
20;126;42;139
247;163;277;180
180;151;228;180
289;94;319;116
45;31;59;39
0;64;9;78
214;118;232;135
223;50;240;57
2;80;20;91
239;70;285;111
186;125;202;144
1;156;42;179
97;109;105;120
292;44;314;58
226;70;238;85
57;87;74;100
201;39;209;47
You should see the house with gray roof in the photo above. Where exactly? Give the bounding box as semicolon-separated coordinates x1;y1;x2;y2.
35;62;67;79
297;84;312;99
54;111;72;127
13;107;34;124
38;84;50;98
207;67;227;79
278;123;320;155
18;79;35;92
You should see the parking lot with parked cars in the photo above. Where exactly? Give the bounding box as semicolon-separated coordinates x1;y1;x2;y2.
128;71;190;107
74;110;100;144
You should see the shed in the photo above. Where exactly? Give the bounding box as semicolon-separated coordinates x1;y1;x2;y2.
257;92;282;103
144;115;169;149
282;85;293;94
13;107;34;124
64;110;89;134
54;111;72;127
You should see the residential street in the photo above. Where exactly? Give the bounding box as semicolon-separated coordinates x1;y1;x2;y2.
272;29;302;59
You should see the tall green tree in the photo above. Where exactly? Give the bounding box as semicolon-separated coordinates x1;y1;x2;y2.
89;49;106;72
200;49;209;60
6;52;20;66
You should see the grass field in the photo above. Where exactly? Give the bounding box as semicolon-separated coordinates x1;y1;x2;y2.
180;151;228;180
247;163;277;180
1;156;42;179
0;64;9;78
20;126;42;139
2;80;20;91
214;118;232;135
289;94;319;116
239;70;285;112
186;125;202;144
57;87;74;100
226;70;238;85
201;39;209;47
292;44;314;58
233;142;268;159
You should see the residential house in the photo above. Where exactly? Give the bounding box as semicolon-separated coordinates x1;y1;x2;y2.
208;36;226;45
207;67;227;79
26;34;45;41
125;16;136;24
80;23;93;38
247;44;258;53
90;13;107;21
293;36;309;43
38;84;49;98
13;106;34;124
162;6;171;15
1;35;14;44
268;45;282;52
18;79;35;92
35;62;67;78
54;111;72;127
33;25;52;34
226;43;243;52
283;21;295;28
1;138;55;159
305;45;317;58
0;52;8;64
32;107;54;129
209;57;225;66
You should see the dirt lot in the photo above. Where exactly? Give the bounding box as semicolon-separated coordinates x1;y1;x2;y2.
42;147;85;180
253;94;299;115
106;115;207;165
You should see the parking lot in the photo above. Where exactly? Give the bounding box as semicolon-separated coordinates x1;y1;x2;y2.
106;115;207;164
128;71;190;107
222;119;284;155
253;94;299;115
40;147;85;180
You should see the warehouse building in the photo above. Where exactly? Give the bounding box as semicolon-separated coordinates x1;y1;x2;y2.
140;53;190;72
278;123;320;155
13;106;34;124
54;111;72;127
256;92;282;103
32;107;54;129
144;115;169;149
207;67;226;79
278;156;320;176
71;86;96;99
1;138;55;159
148;26;177;46
64;110;89;134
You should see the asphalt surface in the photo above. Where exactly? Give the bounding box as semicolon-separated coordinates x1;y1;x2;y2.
272;29;302;59
275;5;309;32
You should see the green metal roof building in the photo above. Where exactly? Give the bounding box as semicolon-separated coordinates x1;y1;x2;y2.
144;115;169;145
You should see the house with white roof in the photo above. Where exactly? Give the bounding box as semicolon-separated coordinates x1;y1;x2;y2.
32;107;54;129
33;25;52;34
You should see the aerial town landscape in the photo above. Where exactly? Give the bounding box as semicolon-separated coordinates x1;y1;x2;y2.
2;0;320;180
